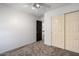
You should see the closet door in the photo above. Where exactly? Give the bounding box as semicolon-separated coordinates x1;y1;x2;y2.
65;11;79;53
52;15;64;49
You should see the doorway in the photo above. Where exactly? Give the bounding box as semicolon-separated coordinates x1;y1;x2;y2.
36;21;42;41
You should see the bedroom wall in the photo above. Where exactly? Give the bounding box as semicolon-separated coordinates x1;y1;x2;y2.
0;8;36;53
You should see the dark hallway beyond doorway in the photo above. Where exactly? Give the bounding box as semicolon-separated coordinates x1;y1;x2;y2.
36;21;42;41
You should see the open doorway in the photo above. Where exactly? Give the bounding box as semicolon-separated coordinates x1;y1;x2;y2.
36;21;42;41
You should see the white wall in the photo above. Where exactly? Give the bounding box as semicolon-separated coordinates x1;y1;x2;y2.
0;8;36;53
44;3;79;46
44;13;52;46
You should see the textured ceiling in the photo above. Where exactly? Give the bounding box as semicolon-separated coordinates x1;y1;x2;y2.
0;3;71;17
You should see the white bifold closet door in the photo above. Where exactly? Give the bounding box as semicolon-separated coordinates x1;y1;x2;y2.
52;15;64;49
65;11;79;53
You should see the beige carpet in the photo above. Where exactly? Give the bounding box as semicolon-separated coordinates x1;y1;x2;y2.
0;41;79;56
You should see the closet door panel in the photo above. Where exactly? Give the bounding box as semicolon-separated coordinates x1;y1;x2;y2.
65;11;79;53
52;15;64;49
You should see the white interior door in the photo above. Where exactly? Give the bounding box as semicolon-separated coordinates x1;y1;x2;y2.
52;15;64;49
65;11;79;53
